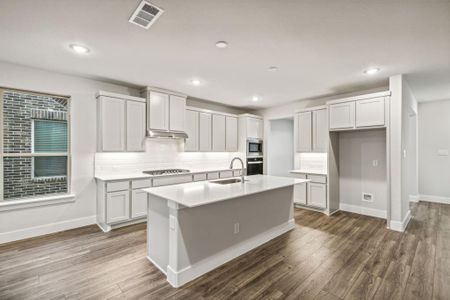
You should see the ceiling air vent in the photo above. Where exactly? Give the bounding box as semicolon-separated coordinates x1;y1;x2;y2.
129;1;164;29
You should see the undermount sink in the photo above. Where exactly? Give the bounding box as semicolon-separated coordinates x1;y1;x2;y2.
210;178;246;185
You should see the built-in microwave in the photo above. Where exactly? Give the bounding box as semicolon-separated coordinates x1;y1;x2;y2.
247;138;263;157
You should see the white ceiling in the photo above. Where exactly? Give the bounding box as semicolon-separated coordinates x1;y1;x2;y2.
0;0;449;108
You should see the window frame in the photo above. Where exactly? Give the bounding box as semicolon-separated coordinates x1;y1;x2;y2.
0;87;72;202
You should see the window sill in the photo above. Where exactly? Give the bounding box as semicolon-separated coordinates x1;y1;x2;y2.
0;194;75;212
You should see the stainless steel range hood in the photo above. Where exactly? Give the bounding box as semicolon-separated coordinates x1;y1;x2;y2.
146;129;188;139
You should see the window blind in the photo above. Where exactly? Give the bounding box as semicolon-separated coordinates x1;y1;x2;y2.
34;156;67;177
33;120;68;152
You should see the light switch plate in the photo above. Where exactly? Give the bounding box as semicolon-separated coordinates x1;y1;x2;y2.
438;149;449;156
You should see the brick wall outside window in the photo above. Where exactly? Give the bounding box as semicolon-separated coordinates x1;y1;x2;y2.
2;91;69;200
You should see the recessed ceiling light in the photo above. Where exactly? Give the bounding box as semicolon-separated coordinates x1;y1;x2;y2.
364;68;380;75
252;96;259;102
191;79;201;86
69;44;90;54
215;41;228;48
268;66;278;71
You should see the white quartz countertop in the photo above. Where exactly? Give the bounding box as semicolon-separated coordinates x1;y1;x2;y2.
142;175;309;208
290;169;327;176
95;168;243;181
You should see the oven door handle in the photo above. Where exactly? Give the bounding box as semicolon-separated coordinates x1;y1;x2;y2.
247;161;263;165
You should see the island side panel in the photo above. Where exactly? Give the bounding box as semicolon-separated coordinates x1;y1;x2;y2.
168;186;295;287
147;194;170;274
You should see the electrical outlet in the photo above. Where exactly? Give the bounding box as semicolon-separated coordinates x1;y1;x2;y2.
362;193;373;202
372;160;378;167
234;222;240;234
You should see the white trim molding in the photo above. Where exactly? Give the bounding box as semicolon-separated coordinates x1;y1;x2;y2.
0;194;76;212
0;215;96;244
339;203;387;219
418;194;450;205
165;219;295;288
409;194;420;203
390;210;411;232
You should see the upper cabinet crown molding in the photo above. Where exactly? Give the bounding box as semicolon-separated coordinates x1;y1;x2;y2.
141;86;187;98
325;90;391;105
96;91;145;103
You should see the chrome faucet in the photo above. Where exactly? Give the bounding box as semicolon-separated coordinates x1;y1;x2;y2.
230;157;246;183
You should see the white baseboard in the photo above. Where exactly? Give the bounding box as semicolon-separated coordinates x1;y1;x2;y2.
389;210;411;232
165;219;295;288
409;194;420;203
339;203;387;219
0;215;96;244
418;194;450;204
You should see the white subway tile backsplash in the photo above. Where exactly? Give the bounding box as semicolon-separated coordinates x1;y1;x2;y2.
95;139;245;176
294;153;328;173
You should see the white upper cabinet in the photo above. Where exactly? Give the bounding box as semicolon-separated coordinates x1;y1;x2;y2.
185;110;199;151
247;117;263;139
212;114;226;151
99;96;126;152
297;111;312;152
313;108;328;152
329;101;355;130
148;91;169;131
225;116;238;152
355;97;385;128
97;92;146;152
199;112;212;151
169;95;186;132
126;100;146;151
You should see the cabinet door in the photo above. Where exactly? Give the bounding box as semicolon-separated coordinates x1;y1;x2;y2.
126;101;146;151
185;110;199;151
148;91;169;131
356;97;385;127
212;114;226;151
225;116;238;152
313;109;328;152
106;190;130;224
247;117;263;139
297;111;312;152
329;101;355;130
294;183;307;205
169;95;186;132
131;189;148;219
100;97;126;152
307;183;327;208
199;112;212;151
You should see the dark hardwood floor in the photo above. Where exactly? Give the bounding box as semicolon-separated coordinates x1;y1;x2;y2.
0;202;448;300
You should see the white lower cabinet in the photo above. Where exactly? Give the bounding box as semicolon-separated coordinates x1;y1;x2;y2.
131;189;148;219
293;173;327;210
106;190;130;224
307;182;327;208
294;183;307;205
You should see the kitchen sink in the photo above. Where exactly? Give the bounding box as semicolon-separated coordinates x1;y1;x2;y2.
210;178;246;185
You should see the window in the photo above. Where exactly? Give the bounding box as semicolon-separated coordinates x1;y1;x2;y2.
0;88;71;201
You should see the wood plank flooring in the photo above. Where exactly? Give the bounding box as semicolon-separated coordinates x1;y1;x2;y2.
0;202;448;299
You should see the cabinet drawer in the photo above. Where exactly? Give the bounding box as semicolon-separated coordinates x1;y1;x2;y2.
152;175;192;187
307;174;327;184
106;181;129;192
293;173;307;179
220;170;233;178
193;173;207;181
131;179;152;189
207;172;219;180
233;170;242;177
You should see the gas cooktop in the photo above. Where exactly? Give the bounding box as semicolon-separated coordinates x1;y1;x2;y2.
143;169;191;176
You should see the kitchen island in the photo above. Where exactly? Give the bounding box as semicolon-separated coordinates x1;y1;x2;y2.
142;174;308;287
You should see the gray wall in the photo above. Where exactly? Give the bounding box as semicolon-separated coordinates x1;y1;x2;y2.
339;129;387;214
268;119;294;177
418;100;450;197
